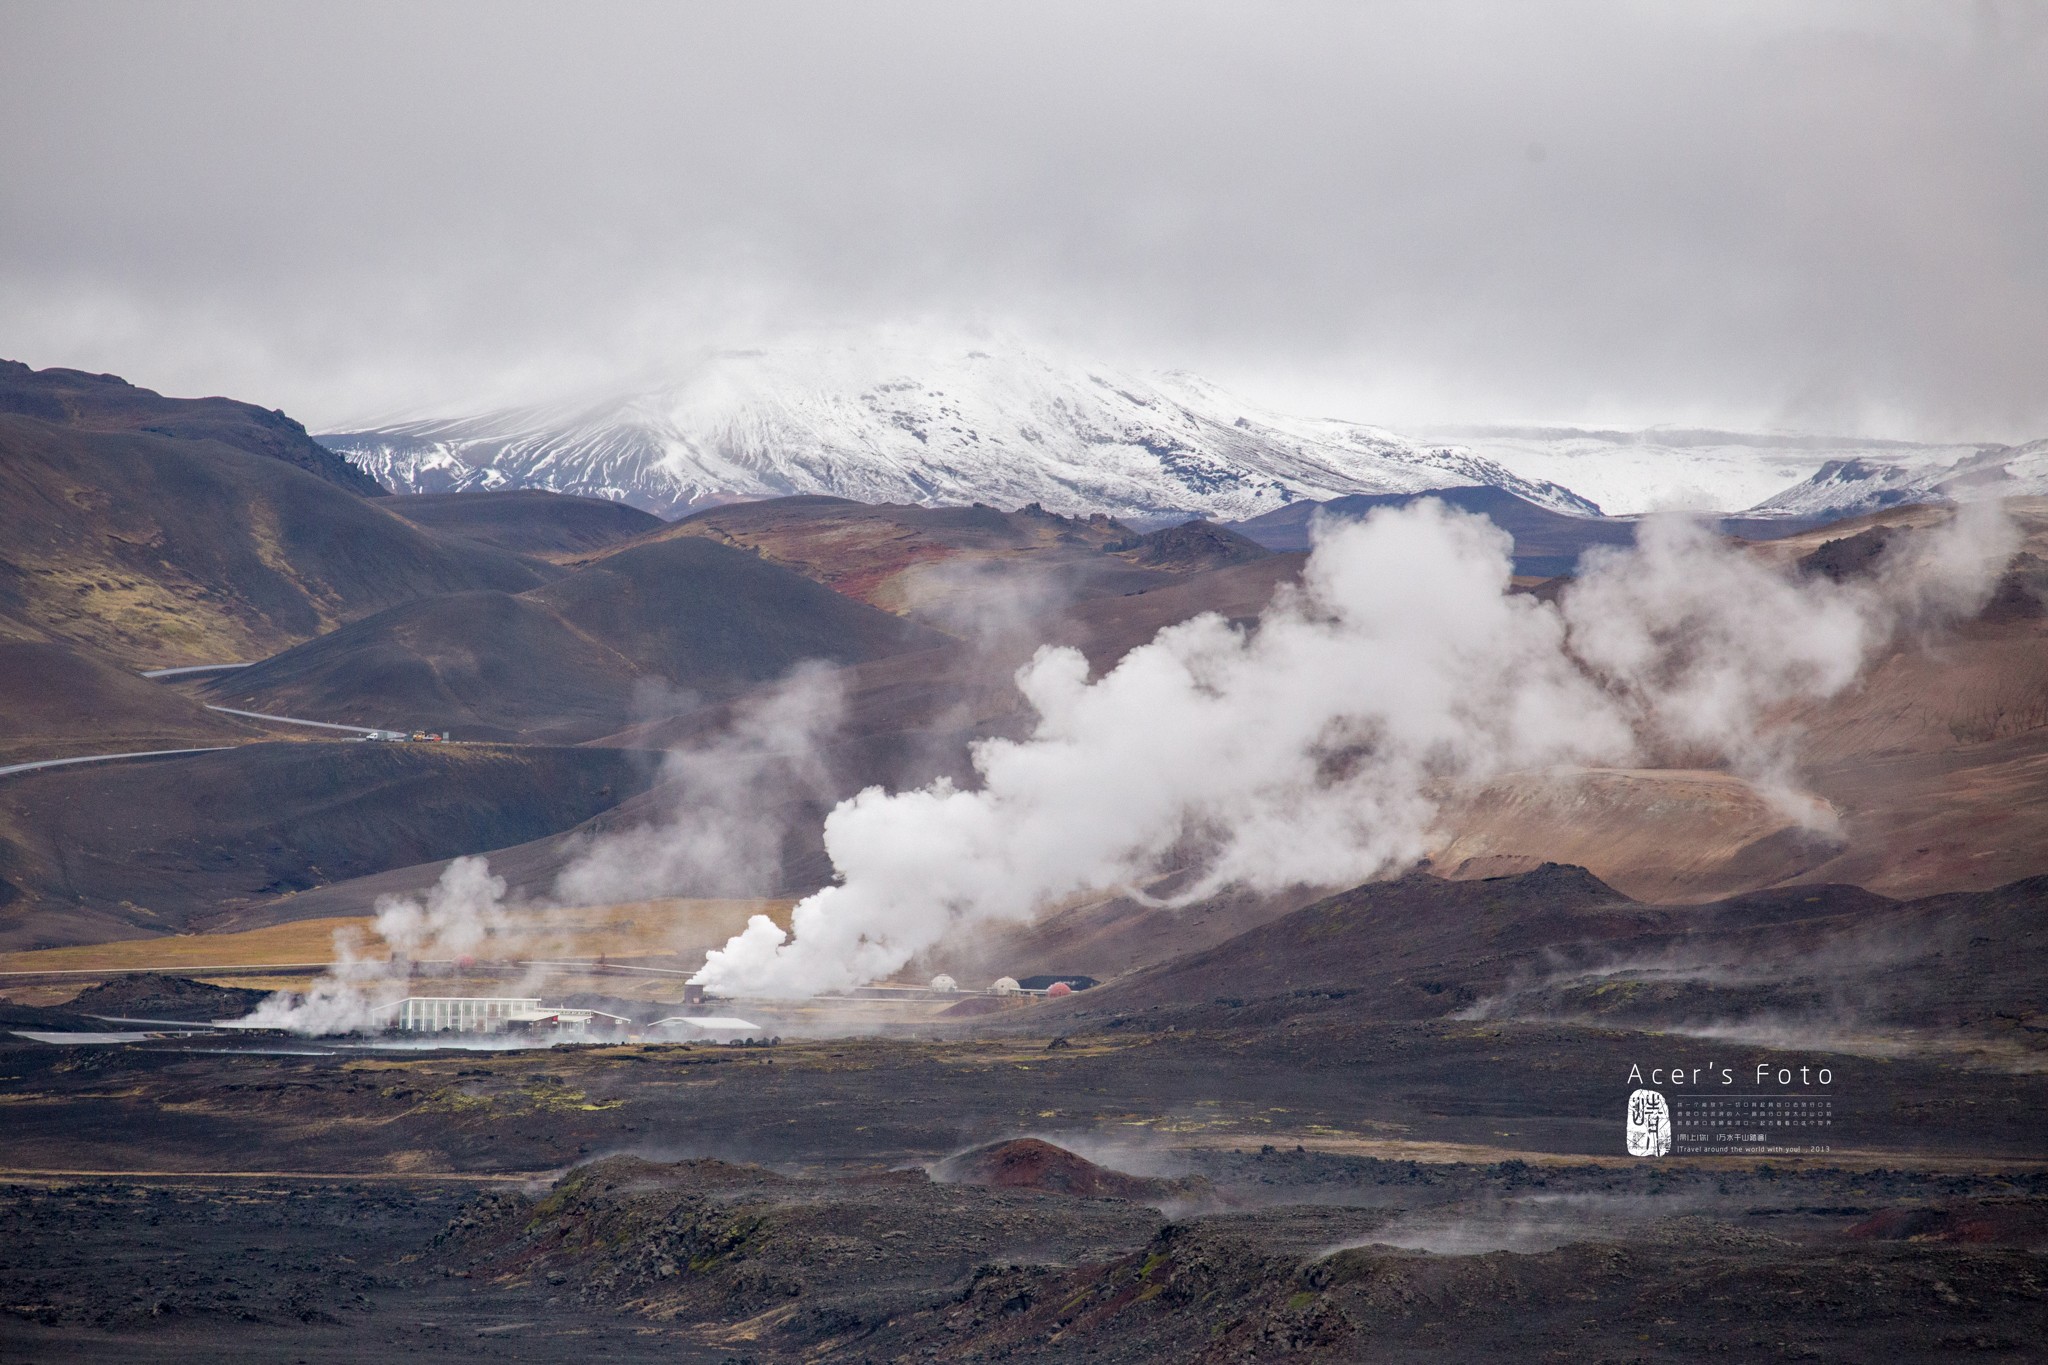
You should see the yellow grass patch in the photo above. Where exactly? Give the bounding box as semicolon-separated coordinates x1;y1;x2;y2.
0;898;795;976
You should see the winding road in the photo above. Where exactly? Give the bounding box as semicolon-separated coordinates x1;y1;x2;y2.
0;747;235;779
202;704;401;738
137;663;254;680
0;669;413;781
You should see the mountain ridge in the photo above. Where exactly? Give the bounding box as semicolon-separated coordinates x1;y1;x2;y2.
1;359;383;496
321;343;1597;522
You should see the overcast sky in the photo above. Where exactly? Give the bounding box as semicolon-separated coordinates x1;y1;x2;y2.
1;1;2042;437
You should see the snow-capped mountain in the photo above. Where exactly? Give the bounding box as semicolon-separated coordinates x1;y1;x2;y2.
321;343;1597;522
1739;439;2048;521
1415;426;2002;519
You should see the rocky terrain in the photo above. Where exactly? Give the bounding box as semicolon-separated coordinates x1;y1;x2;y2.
2;859;2043;1361
0;990;2042;1362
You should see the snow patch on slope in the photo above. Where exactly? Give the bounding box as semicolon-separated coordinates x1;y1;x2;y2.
1744;439;2048;521
1420;427;1998;518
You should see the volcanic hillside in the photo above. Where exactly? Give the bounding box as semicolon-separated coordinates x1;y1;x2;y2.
622;495;1269;616
0;359;380;495
1422;500;2048;900
7;353;2041;952
0;370;559;665
202;535;951;743
0;638;257;765
379;488;663;560
0;739;663;948
280;498;2048;931
1029;863;2048;1058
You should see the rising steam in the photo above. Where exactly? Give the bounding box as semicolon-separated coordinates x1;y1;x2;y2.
553;663;845;904
241;855;513;1034
693;499;2017;998
245;669;845;1034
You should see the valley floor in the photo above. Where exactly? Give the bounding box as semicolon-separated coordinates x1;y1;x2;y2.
1;1012;2042;1362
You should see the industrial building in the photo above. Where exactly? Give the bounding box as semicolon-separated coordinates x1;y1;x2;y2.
376;997;629;1037
380;997;540;1033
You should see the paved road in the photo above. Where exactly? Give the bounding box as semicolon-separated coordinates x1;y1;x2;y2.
0;747;234;779
0;699;408;783
204;704;402;738
0;1169;542;1183
138;662;254;679
0;959;681;986
0;963;335;983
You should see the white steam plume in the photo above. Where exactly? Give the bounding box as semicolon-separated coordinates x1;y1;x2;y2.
241;668;847;1034
1564;501;2018;806
553;663;845;904
694;499;2017;999
242;855;511;1034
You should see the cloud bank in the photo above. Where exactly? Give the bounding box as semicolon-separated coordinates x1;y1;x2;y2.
2;2;2044;437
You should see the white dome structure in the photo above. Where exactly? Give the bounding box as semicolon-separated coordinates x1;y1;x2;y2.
991;977;1021;995
930;974;958;993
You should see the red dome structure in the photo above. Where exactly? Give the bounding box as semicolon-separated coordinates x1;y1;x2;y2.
1046;981;1073;997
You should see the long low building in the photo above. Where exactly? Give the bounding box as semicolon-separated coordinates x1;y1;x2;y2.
380;997;541;1033
376;997;628;1036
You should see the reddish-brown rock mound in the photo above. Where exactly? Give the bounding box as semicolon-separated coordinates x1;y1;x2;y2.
1843;1200;2048;1245
935;1138;1199;1203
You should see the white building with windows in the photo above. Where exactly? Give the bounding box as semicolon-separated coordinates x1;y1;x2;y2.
380;996;542;1033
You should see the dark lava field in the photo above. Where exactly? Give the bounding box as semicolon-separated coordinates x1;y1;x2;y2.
3;973;2045;1363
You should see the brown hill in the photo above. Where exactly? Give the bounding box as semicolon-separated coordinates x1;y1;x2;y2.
0;412;553;665
228;551;1291;925
934;1138;1205;1204
1425;500;2048;900
379;488;663;560
1428;767;1842;902
1750;500;2048;896
612;496;1259;617
1102;518;1272;571
0;638;257;765
0;359;381;495
1037;864;2048;1055
0;741;661;948
59;973;270;1020
202;535;951;742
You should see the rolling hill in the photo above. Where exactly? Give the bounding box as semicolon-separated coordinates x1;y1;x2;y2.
635;495;1262;616
0;741;664;949
0;410;555;666
378;488;665;559
0;638;259;765
0;359;381;495
200;534;951;742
